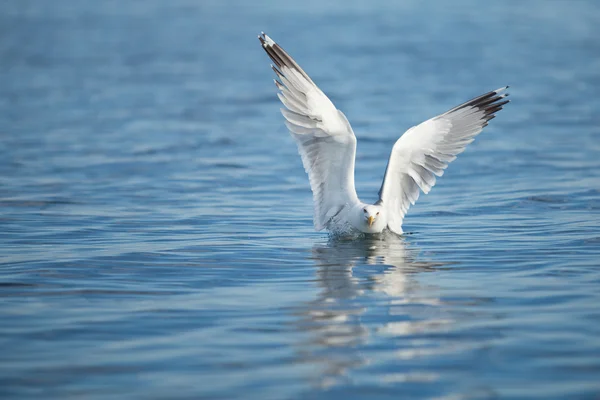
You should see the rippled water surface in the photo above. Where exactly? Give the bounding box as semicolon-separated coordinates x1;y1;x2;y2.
2;1;600;399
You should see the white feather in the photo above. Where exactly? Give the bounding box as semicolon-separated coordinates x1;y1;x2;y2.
378;88;509;234
259;33;359;231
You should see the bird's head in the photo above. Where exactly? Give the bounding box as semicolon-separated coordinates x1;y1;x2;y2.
363;205;382;228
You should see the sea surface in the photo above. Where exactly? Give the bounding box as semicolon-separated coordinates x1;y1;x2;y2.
1;1;600;399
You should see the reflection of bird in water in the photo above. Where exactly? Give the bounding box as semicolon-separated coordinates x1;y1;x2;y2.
294;234;445;388
313;232;442;298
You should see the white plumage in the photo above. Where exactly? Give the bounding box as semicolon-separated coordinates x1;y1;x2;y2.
259;32;509;236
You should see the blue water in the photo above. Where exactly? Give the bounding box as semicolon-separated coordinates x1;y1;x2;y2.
2;1;600;399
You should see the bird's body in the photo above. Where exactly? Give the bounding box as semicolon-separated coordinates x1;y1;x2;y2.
258;33;509;236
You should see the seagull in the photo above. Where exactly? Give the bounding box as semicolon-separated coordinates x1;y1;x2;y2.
258;32;509;236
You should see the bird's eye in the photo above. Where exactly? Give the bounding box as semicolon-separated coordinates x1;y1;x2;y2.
376;212;380;215
363;209;367;213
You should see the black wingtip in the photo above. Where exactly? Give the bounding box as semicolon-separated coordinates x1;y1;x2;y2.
447;86;512;117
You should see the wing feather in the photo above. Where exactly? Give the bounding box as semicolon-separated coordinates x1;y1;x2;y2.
259;33;359;230
379;87;510;234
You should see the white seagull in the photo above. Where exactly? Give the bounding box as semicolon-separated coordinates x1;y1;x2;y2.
259;32;509;236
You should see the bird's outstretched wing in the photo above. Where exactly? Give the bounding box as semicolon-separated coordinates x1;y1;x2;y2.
259;32;359;230
378;87;510;234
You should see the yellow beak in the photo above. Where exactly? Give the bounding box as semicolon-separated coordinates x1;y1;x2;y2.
367;216;375;227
